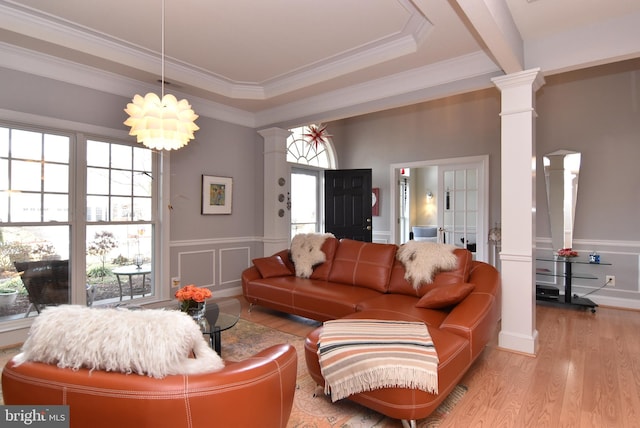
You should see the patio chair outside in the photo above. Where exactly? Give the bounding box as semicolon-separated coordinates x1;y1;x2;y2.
14;260;70;316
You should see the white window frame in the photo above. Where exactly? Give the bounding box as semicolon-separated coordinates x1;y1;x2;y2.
0;111;169;335
290;166;324;238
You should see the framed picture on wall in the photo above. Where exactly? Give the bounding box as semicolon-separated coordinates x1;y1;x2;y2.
372;187;380;216
202;175;233;214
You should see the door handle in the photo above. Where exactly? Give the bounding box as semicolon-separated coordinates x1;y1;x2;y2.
366;218;372;223
366;226;372;231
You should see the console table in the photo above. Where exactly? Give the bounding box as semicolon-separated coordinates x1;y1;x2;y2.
536;256;611;313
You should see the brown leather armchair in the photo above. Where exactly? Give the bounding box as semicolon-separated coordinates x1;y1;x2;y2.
2;344;297;428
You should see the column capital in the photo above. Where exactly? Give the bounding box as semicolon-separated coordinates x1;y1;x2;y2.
492;67;545;93
258;127;292;154
258;127;292;140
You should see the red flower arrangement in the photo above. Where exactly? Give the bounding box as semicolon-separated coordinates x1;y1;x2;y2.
557;248;578;257
175;284;212;312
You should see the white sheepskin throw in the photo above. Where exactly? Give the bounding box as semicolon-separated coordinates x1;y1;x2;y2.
397;242;458;289
290;233;335;278
12;305;224;378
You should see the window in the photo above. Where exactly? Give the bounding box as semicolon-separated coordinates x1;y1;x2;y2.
0;123;160;323
290;168;320;236
85;139;157;306
287;125;336;238
287;125;334;168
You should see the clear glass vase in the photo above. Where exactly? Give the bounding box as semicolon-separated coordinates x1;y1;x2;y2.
185;301;204;319
184;301;209;331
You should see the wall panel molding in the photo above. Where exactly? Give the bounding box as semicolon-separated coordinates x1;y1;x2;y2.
170;236;263;247
177;249;216;288
219;247;251;286
170;237;260;295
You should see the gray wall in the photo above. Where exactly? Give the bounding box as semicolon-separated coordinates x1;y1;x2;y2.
0;67;129;129
169;117;262;241
328;88;502;236
326;58;640;308
536;61;640;242
167;116;264;294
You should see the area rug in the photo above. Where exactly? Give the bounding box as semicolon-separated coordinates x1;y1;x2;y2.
0;319;466;427
221;319;467;428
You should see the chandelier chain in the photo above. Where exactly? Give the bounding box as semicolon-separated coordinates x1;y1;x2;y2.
161;0;165;99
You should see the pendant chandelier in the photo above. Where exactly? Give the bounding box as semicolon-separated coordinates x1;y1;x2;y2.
124;0;199;151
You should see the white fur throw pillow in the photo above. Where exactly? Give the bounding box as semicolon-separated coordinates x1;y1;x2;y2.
290;233;335;278
397;242;458;289
12;305;224;378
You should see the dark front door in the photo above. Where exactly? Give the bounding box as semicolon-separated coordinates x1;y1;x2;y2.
324;169;372;242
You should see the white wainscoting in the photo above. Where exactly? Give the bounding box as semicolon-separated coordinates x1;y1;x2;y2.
170;235;640;310
372;230;391;244
170;237;261;297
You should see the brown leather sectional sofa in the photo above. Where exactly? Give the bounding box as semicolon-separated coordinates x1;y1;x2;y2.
2;344;297;428
242;237;501;426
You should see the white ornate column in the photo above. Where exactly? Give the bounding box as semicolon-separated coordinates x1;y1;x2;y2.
258;127;292;256
492;68;545;355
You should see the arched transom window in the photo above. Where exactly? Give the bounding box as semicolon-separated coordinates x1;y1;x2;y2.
286;124;335;168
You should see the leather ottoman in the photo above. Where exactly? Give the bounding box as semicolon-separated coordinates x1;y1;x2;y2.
304;309;470;425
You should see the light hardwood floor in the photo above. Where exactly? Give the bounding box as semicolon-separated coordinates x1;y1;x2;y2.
237;298;640;428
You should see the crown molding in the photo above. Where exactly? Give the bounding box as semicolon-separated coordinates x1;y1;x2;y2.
255;51;502;127
0;42;256;128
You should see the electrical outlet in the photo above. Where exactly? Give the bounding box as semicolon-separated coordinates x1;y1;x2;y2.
171;277;181;288
606;275;615;287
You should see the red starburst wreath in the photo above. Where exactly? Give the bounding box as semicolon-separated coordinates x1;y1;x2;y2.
303;124;331;149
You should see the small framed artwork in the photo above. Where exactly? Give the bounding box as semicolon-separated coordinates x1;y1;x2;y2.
202;175;233;215
372;188;380;216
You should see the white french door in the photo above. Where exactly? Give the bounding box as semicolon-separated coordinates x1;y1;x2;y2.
391;156;489;261
438;159;487;261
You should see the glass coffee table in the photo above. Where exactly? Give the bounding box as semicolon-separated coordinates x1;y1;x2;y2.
200;298;241;354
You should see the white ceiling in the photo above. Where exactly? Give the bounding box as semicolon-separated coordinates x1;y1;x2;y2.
1;0;639;128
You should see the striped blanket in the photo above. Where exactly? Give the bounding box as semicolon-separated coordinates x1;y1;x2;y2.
318;319;439;402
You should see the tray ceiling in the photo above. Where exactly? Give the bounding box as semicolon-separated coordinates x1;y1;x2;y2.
1;0;639;126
